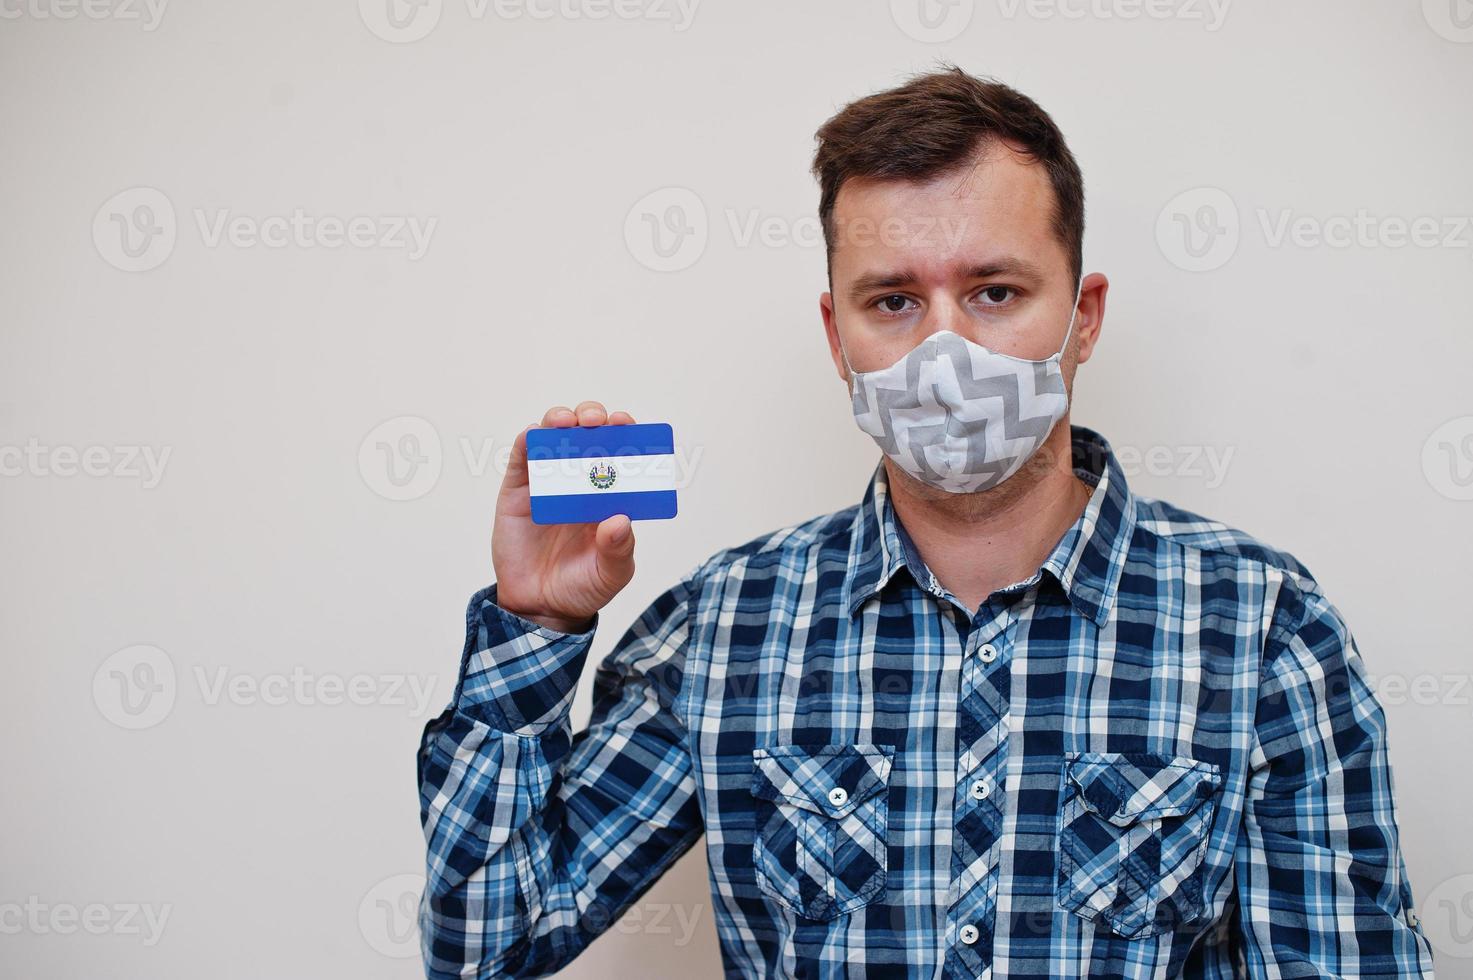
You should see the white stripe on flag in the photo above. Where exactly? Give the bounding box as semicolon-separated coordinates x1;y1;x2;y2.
527;453;677;497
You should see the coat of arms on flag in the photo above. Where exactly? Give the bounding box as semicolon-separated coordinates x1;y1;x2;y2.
588;461;617;490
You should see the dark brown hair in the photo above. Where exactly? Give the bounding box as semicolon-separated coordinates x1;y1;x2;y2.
812;65;1085;284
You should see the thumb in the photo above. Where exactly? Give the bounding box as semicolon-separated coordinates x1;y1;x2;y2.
593;514;636;584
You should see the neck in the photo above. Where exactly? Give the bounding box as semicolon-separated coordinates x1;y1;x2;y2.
884;422;1091;616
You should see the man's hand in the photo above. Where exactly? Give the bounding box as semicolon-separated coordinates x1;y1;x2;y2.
491;401;639;634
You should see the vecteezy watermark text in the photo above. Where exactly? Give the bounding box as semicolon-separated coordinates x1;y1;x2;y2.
623;185;974;273
359;0;700;43
358;415;707;502
0;0;167;29
93;187;438;272
0;439;170;488
0;898;172;946
92;645;439;729
1157;187;1473;272
995;0;1231;29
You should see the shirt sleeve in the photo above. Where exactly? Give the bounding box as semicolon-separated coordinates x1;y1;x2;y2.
416;570;706;979
1233;577;1436;977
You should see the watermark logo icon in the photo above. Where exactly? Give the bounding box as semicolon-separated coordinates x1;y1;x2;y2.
93;645;177;730
624;187;708;272
1423;0;1473;42
1422;416;1473;501
1423;873;1473;957
359;0;442;42
1156;186;1239;272
890;0;974;42
359;416;443;501
93;187;176;272
359;873;424;958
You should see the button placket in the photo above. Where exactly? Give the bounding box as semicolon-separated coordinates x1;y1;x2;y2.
947;620;1012;977
964;610;1012;663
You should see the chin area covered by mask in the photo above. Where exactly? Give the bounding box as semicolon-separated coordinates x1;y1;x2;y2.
838;281;1081;494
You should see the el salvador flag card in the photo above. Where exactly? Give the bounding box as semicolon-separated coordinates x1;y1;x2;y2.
525;422;679;526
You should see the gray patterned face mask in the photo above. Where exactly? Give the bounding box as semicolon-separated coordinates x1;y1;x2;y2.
838;280;1082;494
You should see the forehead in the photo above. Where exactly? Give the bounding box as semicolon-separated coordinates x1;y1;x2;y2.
828;142;1067;280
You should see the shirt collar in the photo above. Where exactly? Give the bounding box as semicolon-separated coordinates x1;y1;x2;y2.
839;425;1136;627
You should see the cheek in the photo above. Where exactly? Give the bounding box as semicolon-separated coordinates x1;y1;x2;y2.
839;313;928;374
850;334;919;374
1060;353;1081;396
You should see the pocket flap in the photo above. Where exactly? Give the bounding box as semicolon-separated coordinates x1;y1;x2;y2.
1065;752;1221;826
751;743;894;818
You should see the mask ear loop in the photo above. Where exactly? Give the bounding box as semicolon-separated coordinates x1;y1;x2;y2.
1055;276;1085;360
835;325;859;396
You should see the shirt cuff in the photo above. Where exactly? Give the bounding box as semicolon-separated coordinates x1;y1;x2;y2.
453;583;599;734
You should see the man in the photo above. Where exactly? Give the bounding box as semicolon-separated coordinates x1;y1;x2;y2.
417;67;1435;978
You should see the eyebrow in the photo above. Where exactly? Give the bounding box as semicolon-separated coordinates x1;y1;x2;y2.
846;259;1048;303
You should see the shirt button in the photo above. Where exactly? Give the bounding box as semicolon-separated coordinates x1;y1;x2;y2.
978;643;998;663
827;786;848;807
970;779;991;801
959;923;980;945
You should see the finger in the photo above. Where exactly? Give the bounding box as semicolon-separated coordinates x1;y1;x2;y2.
593;514;636;586
542;405;577;427
573;400;607;427
501;423;536;492
608;411;636;425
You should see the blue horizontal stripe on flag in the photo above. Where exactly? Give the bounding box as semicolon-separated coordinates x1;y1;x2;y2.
529;489;678;525
526;422;674;461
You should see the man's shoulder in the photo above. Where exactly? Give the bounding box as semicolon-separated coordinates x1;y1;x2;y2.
1132;494;1363;657
685;500;861;586
1131;493;1322;594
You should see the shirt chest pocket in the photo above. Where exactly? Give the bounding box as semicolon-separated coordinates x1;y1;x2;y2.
1056;752;1223;939
750;743;894;921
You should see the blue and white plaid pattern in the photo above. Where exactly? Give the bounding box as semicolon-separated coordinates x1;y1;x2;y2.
418;425;1435;978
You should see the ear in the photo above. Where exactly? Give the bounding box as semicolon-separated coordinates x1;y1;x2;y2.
1071;272;1109;367
820;291;850;384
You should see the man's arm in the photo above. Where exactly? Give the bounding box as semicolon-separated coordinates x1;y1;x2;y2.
417;569;704;979
1233;577;1436;977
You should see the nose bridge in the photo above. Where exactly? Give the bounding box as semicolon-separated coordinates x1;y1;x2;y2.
920;290;968;339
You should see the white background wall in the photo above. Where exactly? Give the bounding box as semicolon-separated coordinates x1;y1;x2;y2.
3;1;1471;977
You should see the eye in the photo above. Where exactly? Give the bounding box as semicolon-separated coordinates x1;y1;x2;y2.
872;294;918;316
976;285;1017;306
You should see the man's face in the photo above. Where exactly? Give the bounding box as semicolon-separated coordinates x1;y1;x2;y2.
820;141;1102;388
